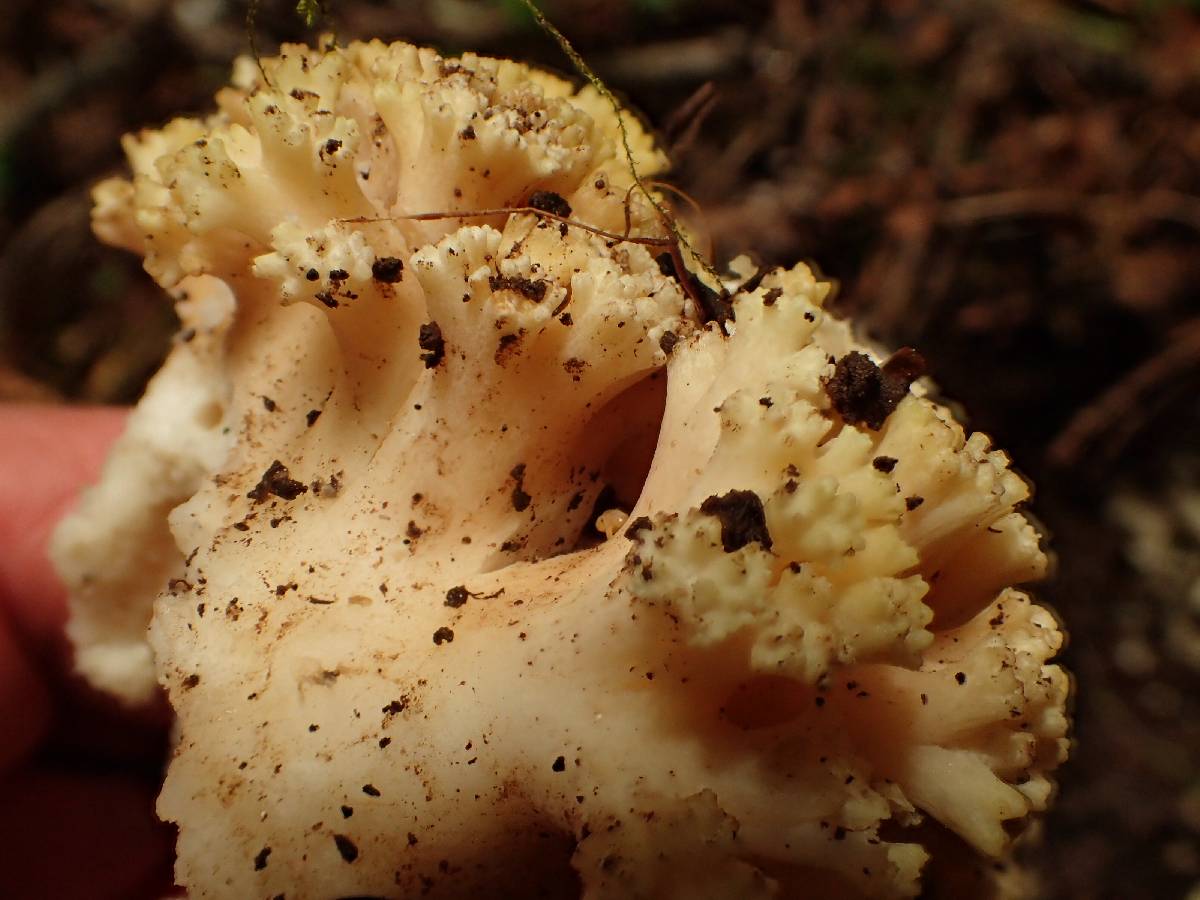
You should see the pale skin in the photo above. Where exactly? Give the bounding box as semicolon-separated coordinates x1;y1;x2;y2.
0;406;172;900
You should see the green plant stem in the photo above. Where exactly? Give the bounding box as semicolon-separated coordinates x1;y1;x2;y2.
513;0;725;294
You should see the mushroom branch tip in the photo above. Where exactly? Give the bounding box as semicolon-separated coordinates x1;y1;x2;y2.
52;37;1069;899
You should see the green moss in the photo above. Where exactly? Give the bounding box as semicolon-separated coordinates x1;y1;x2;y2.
295;0;326;29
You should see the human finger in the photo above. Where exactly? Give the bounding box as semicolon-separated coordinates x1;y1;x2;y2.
0;766;174;900
0;405;126;651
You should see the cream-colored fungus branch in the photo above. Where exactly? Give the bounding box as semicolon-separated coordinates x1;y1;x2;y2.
53;39;1068;899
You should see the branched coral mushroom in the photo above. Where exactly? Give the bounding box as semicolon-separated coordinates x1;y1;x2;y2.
52;38;1069;899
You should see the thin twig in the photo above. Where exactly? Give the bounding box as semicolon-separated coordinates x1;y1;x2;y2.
664;81;719;162
939;189;1078;225
342;204;731;328
940;189;1200;231
339;207;672;249
1047;317;1200;467
246;0;271;87
647;180;715;262
513;0;727;297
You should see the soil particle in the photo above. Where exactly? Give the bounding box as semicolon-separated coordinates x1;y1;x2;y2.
527;190;572;218
248;461;309;503
510;463;531;511
488;274;547;302
494;332;523;365
625;516;653;539
699;490;772;552
372;257;404;283
824;349;925;430
333;834;358;863
418;322;445;369
872;456;898;473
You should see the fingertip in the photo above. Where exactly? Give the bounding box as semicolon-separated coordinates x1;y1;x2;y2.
0;767;175;900
0;405;127;648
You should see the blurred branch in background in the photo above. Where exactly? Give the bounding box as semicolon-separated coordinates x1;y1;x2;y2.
2;1;1200;897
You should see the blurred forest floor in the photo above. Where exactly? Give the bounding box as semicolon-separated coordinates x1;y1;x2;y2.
2;0;1200;897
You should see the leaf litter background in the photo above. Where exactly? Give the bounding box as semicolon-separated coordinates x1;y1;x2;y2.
2;1;1199;897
